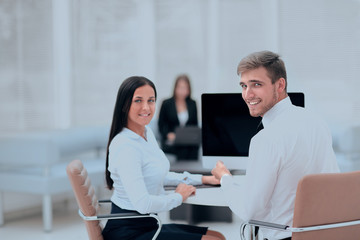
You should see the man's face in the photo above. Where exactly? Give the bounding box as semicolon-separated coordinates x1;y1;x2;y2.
240;67;282;117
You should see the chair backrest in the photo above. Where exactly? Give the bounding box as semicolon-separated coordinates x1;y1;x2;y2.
292;171;360;240
66;159;104;240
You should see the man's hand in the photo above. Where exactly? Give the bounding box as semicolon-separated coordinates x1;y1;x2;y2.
201;175;220;185
211;161;231;180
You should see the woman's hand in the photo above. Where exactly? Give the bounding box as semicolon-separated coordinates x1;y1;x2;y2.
175;183;196;202
167;132;176;142
201;175;221;185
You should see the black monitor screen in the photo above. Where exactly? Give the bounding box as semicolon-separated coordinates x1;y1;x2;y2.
201;92;305;157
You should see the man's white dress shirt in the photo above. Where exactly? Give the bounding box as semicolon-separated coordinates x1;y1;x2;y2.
221;97;339;239
108;126;202;214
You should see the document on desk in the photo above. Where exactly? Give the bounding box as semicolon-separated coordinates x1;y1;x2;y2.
187;175;245;207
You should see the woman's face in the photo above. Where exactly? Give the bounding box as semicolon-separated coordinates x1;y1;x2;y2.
127;85;156;131
175;79;190;100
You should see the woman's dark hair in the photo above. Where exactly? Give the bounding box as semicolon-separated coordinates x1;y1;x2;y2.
172;74;192;99
105;76;157;190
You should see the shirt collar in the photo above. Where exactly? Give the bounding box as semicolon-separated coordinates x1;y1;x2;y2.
122;126;148;140
262;96;292;128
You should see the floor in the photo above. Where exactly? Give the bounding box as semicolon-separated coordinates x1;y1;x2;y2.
0;199;244;240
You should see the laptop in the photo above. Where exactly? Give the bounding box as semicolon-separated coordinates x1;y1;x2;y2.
173;126;201;146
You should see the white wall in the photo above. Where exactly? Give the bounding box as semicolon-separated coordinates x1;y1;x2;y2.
2;0;359;132
279;0;360;127
0;0;54;132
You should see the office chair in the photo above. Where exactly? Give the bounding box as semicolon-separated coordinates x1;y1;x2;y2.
240;171;360;240
66;159;162;240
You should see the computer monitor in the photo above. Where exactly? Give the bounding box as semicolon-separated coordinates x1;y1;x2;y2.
201;92;305;170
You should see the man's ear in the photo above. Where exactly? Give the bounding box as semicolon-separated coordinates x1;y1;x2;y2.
277;78;286;93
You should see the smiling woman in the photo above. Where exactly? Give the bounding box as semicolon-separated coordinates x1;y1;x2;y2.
103;76;225;240
127;85;156;139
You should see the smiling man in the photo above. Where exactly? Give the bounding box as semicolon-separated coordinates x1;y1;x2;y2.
240;65;286;118
211;51;339;240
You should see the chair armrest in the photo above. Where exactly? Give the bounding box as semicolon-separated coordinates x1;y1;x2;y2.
78;200;159;222
78;210;162;240
248;219;289;230
95;200;155;221
240;218;360;239
78;209;158;221
240;219;289;240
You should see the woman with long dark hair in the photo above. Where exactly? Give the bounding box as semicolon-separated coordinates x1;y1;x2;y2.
103;76;225;240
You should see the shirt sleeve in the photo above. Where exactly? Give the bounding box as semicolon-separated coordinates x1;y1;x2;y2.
109;143;182;214
221;133;281;221
164;171;203;186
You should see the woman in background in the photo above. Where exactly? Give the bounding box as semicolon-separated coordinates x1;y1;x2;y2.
103;76;225;240
158;74;199;160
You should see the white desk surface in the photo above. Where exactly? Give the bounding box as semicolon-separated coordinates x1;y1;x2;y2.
167;175;246;207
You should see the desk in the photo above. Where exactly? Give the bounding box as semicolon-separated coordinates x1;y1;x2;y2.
166;175;245;224
169;159;246;222
184;187;227;207
183;175;245;207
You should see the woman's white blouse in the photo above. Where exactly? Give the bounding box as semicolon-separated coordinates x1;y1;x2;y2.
177;110;189;127
108;126;202;214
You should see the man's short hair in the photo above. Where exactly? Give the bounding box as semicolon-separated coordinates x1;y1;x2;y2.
237;51;287;90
